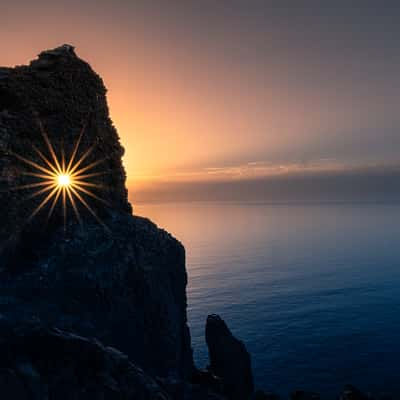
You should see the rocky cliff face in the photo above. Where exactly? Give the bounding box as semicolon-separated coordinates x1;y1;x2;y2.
0;45;193;380
0;45;130;246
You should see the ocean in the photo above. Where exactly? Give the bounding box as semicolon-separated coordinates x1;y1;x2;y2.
135;202;400;398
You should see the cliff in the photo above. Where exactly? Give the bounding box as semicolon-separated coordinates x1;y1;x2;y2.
0;45;192;380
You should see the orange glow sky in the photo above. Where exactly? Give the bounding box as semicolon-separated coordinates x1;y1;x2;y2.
3;1;400;201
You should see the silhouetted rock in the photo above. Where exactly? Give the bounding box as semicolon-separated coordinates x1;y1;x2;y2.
0;320;170;400
0;45;193;380
0;44;130;246
205;314;254;400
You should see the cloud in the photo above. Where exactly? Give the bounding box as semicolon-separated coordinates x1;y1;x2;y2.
129;163;400;204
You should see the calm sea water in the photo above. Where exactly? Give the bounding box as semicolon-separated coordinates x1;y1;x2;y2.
135;202;400;398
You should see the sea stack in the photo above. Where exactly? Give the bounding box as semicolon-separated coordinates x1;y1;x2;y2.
206;314;254;400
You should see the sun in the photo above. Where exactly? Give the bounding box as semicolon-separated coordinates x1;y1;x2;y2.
57;174;71;187
11;118;109;229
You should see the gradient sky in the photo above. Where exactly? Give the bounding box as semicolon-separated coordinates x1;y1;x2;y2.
2;1;400;201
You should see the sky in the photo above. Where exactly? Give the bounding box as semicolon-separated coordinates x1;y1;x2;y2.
2;1;400;202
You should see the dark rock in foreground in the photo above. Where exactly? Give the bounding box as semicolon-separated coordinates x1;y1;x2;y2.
0;321;169;400
0;316;384;400
206;314;254;400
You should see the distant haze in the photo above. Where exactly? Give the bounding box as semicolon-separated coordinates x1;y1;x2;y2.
2;1;400;202
130;165;400;204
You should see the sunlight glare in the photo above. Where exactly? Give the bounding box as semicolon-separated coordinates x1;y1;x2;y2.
11;119;109;229
57;174;71;187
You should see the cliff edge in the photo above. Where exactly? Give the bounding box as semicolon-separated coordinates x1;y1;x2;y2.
0;45;193;380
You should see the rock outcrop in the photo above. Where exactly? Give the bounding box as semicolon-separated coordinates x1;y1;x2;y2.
0;320;169;400
0;44;130;246
206;314;254;400
0;45;193;380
